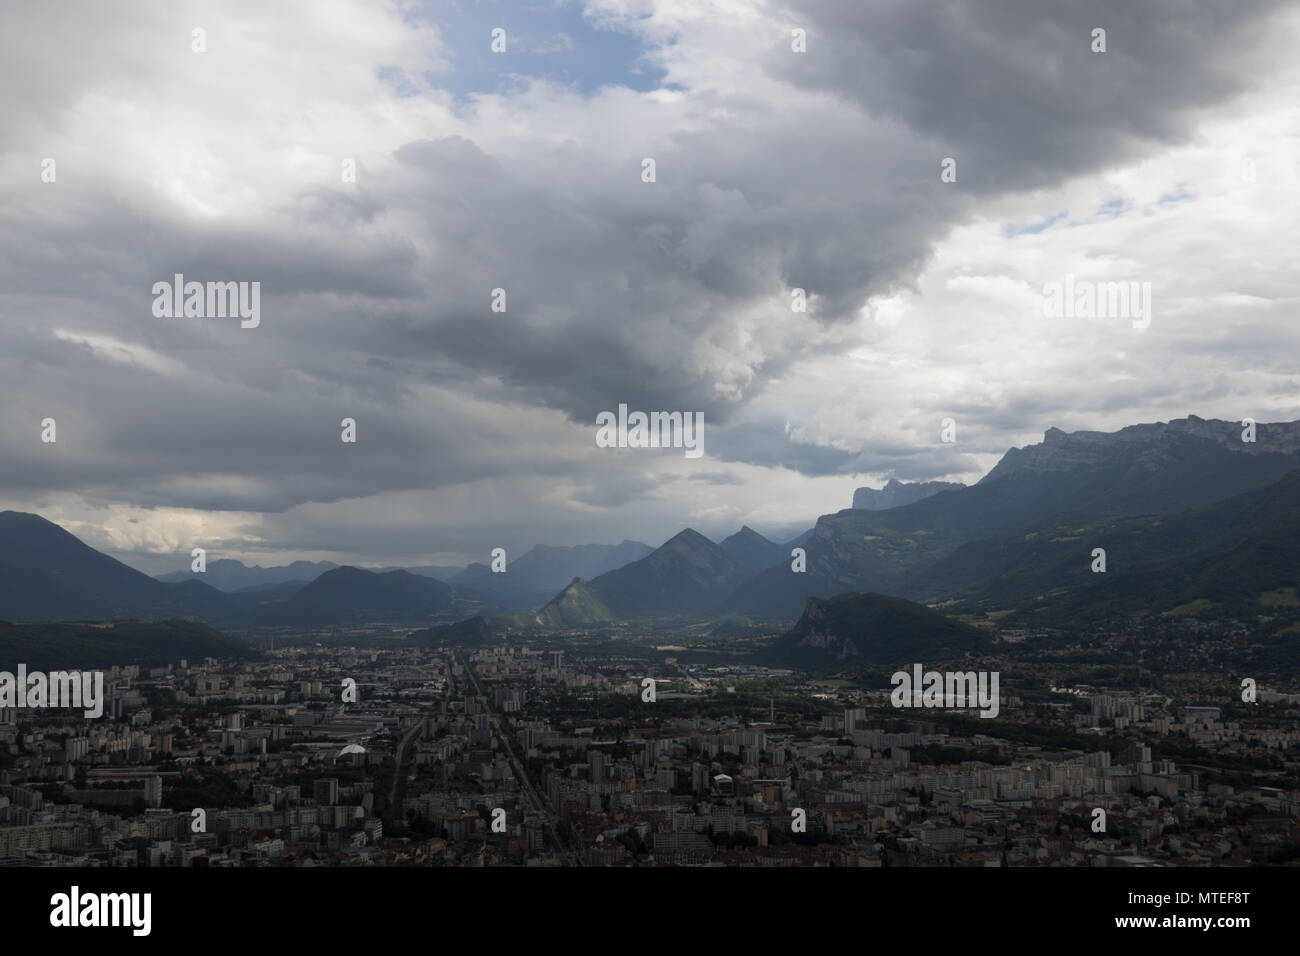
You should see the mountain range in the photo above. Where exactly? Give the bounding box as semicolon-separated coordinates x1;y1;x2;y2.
4;415;1299;634
994;469;1300;624
0;511;462;627
527;525;807;626
724;416;1300;620
156;559;341;591
152;540;656;614
448;540;654;611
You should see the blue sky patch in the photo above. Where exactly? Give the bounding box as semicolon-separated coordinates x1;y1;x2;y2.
406;0;667;99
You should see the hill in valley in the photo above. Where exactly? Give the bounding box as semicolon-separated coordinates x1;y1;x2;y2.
531;578;615;627
768;592;992;670
411;615;494;646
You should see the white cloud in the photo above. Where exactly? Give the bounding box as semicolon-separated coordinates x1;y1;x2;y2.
1;0;1296;570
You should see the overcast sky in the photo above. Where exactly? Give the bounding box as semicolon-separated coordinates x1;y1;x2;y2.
2;0;1297;575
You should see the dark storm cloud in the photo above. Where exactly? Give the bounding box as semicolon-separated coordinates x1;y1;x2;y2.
348;0;1296;441
707;422;857;476
0;0;1293;563
768;0;1294;192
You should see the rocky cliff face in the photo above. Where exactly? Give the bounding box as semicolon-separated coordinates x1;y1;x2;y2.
852;478;964;510
982;416;1300;483
728;415;1300;621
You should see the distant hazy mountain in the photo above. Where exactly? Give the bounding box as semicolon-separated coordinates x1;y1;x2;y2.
0;512;461;627
0;514;478;628
454;540;653;611
784;528;816;549
387;564;466;582
527;540;654;583
156;558;340;591
11;415;1300;631
256;566;454;626
853;478;964;511
769;592;990;669
717;527;787;576
726;416;1300;620
533;529;751;623
0;511;227;621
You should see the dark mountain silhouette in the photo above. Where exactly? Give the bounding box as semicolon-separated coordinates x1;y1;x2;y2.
769;592;991;669
452;540;652;611
0;513;459;627
8;416;1300;631
725;417;1300;620
412;615;494;646
997;471;1300;624
0;619;251;670
256;566;454;626
717;526;787;576
383;564;466;581
570;529;751;620
0;511;229;621
921;469;1300;607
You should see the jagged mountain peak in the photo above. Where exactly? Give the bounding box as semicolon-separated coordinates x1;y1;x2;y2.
664;527;713;545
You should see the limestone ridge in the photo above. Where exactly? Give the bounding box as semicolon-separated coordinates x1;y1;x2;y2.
853;478;965;511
